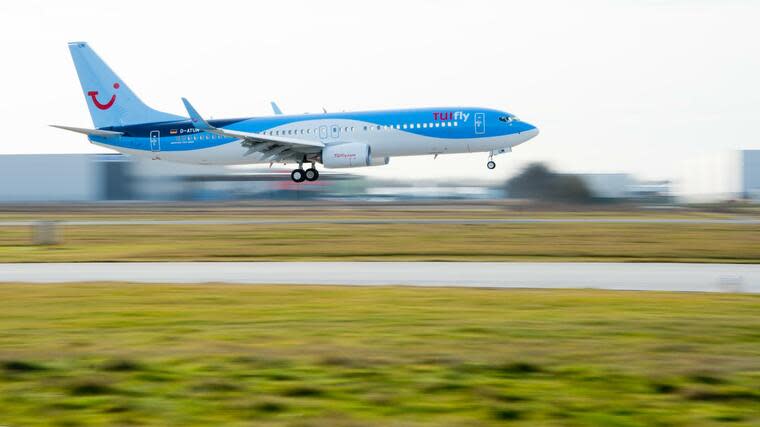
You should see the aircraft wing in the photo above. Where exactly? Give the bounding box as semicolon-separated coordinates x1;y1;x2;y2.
204;126;324;149
181;98;323;161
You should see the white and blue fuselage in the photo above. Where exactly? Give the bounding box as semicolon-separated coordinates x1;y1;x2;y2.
94;107;538;165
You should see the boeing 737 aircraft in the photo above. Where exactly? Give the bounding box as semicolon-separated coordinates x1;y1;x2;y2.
54;42;539;182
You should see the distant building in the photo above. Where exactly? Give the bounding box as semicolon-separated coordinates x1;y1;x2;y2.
569;173;671;201
0;154;352;202
742;150;760;200
678;150;760;202
0;154;100;202
628;180;672;200
575;174;634;199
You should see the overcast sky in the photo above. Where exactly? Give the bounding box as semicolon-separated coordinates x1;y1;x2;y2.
0;0;757;181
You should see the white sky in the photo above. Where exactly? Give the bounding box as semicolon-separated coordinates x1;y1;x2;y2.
0;0;758;181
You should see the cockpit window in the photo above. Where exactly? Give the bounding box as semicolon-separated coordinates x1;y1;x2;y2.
498;115;517;123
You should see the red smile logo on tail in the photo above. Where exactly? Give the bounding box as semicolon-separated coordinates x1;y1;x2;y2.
87;82;120;110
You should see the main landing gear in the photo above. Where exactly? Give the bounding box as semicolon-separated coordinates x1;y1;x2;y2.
291;168;306;182
291;162;320;183
305;167;319;181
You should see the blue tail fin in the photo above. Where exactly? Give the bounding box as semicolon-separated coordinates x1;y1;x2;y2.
68;42;183;128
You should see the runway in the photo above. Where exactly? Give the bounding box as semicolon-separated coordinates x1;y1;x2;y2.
0;218;759;226
1;262;758;292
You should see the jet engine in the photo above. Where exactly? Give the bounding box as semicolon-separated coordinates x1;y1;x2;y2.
322;143;389;168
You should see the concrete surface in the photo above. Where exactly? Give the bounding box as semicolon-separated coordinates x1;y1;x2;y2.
0;262;757;292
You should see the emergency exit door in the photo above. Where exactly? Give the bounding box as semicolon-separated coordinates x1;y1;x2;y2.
150;130;161;152
474;113;485;135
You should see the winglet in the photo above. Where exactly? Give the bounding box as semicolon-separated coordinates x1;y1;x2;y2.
270;101;283;115
181;98;213;130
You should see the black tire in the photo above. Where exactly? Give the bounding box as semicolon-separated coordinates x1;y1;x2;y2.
487;161;496;170
305;168;320;181
291;169;306;183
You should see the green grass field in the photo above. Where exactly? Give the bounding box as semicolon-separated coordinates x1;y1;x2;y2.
1;285;758;426
0;202;754;222
1;222;760;263
1;203;758;263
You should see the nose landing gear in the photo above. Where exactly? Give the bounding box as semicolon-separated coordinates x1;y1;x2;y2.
486;151;497;169
486;147;511;170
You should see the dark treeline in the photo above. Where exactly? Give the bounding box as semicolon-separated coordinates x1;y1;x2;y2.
506;163;593;203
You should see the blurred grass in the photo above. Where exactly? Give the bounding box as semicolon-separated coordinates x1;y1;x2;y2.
1;222;760;262
0;285;759;426
0;203;753;221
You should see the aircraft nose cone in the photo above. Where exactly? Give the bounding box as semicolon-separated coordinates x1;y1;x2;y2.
523;123;539;139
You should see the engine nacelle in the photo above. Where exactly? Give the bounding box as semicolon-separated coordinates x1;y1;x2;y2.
369;156;390;166
322;143;389;168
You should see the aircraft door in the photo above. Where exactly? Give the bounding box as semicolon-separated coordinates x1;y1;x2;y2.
319;126;328;139
330;125;340;139
149;130;161;152
474;113;485;135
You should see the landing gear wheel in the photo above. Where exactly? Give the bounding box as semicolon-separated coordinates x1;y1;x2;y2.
487;160;496;170
305;168;320;182
291;168;306;183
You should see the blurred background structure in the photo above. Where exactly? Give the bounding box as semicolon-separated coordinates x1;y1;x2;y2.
679;150;760;202
5;151;760;204
0;152;709;203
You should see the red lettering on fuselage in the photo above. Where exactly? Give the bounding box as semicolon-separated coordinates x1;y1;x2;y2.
433;112;453;120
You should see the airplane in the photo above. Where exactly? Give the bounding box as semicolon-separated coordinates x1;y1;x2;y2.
53;42;539;183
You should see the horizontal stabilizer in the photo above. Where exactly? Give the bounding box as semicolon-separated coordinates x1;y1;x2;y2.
50;125;123;137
